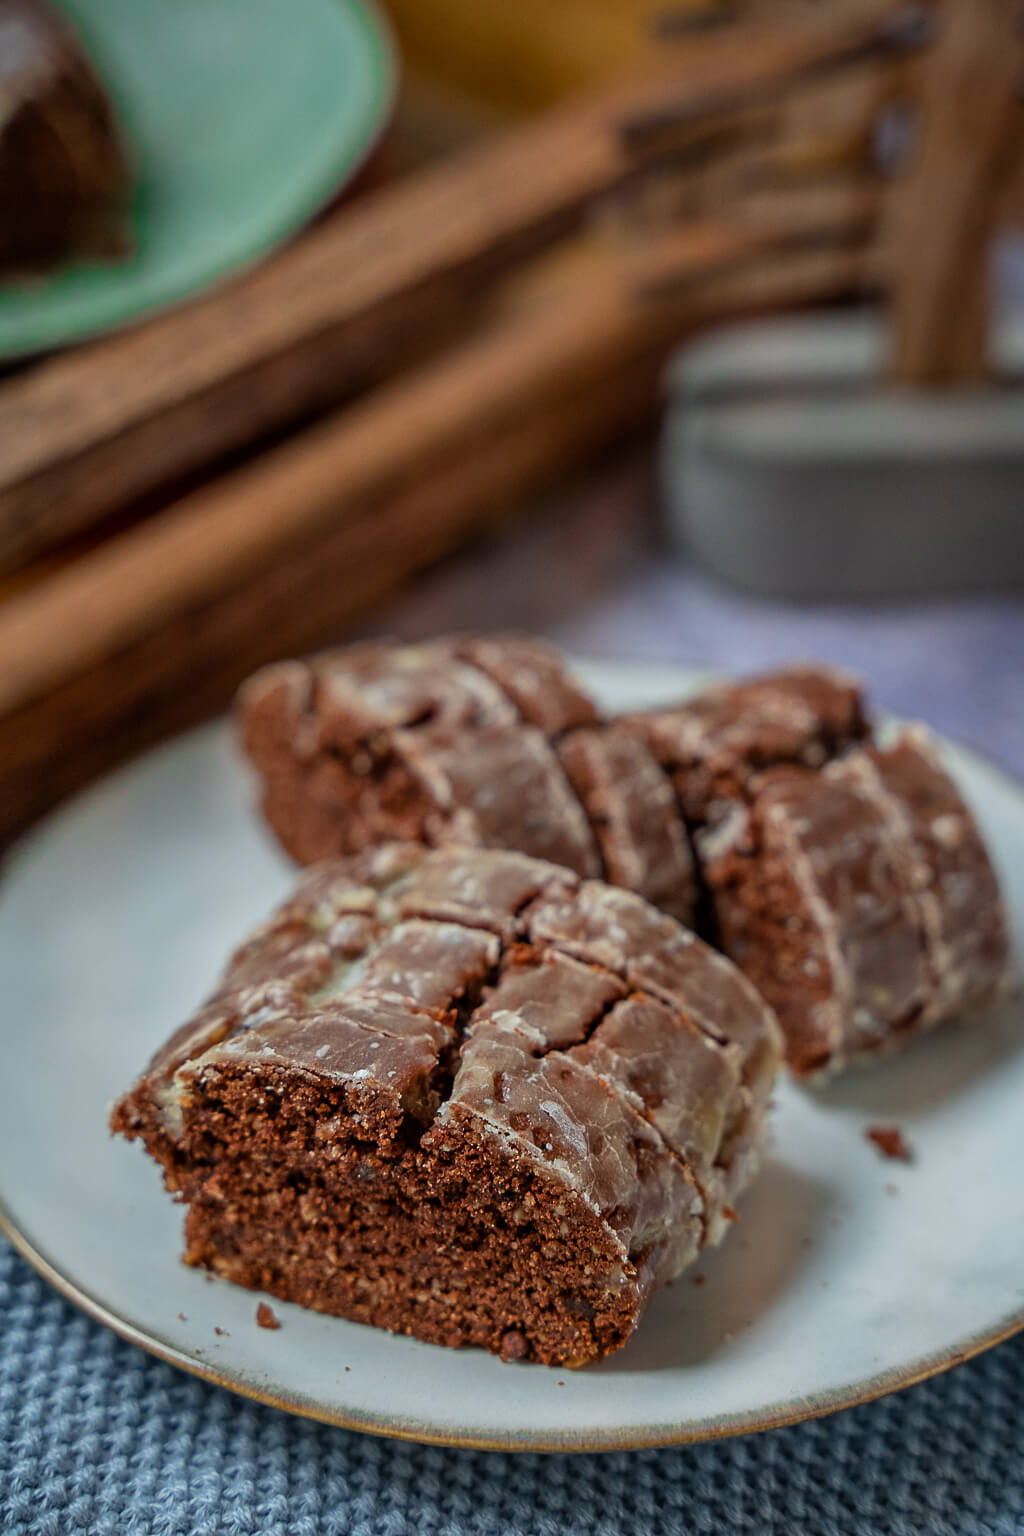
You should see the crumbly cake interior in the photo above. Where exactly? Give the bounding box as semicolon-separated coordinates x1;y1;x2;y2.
175;1072;643;1365
261;742;434;866
701;795;840;1078
113;846;779;1366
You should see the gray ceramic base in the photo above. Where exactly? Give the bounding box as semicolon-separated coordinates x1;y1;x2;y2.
660;312;1024;599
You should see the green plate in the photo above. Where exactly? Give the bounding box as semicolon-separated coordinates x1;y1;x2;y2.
0;0;396;358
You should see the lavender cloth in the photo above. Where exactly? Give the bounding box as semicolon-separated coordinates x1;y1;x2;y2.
553;566;1024;785
3;473;1023;1534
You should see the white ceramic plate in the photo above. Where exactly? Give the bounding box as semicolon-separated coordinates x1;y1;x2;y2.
1;661;1022;1452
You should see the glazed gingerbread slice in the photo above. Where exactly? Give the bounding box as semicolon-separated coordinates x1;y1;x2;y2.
700;729;1013;1078
846;727;1013;1025
239;640;868;931
619;664;868;833
112;845;780;1366
239;635;702;922
239;637;601;874
557;724;697;921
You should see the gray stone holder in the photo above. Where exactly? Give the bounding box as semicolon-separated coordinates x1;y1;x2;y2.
660;311;1024;600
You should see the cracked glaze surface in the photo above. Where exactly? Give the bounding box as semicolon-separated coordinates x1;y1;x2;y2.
117;844;781;1288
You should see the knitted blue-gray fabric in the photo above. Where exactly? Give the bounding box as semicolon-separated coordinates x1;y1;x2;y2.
3;1235;1024;1536
4;536;1024;1535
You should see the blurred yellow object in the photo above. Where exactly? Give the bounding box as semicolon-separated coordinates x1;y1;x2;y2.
380;0;886;117
381;0;667;114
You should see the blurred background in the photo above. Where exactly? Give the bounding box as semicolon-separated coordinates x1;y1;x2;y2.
0;0;1022;846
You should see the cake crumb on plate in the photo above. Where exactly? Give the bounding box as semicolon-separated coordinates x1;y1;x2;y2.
866;1126;914;1162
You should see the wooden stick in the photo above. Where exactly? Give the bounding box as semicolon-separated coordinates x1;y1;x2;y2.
0;205;880;722
618;0;922;147
704;55;916;195
0;287;651;718
623;179;877;299
0;354;666;847
652;5;738;39
885;0;1024;384
692;236;880;313
0;2;915;576
0;232;871;845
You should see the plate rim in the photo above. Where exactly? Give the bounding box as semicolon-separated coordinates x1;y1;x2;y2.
2;674;1023;1452
4;1192;1024;1454
0;0;398;360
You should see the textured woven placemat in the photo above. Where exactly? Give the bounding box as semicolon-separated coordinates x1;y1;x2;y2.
3;1237;1024;1536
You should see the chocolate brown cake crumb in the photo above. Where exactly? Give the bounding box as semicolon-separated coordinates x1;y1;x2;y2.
866;1127;914;1163
111;845;781;1367
499;1330;528;1362
256;1303;280;1331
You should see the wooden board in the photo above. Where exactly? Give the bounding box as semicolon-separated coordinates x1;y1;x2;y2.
885;0;1024;384
0;230;868;846
0;1;907;576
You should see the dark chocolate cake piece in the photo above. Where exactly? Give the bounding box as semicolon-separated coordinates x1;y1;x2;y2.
701;728;1014;1078
0;0;131;274
112;845;781;1366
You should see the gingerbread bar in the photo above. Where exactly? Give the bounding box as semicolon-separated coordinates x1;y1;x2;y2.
240;641;864;929
112;845;780;1365
848;727;1013;1026
239;637;603;878
701;728;1013;1077
557;724;697;920
620;665;868;832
